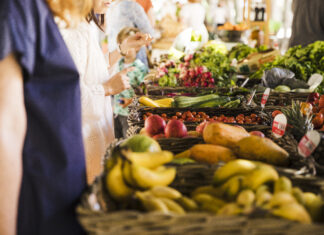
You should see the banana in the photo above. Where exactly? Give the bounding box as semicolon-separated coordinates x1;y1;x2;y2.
256;191;272;207
221;175;245;200
176;196;198;211
135;191;169;213
192;193;214;204
303;192;324;222
191;185;224;198
106;158;134;201
271;203;312;224
124;151;174;169
122;160;138;188
131;164;176;189
243;164;279;191
159;198;186;214
213;160;257;186
292;187;305;205
217;203;242;216
256;185;270;197
266;192;297;209
237;190;255;207
150;186;182;199
274;176;292;194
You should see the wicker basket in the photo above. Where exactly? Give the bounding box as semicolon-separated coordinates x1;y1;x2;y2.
254;92;310;106
77;154;324;235
128;106;273;126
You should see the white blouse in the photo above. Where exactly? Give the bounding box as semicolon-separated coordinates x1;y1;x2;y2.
60;22;114;182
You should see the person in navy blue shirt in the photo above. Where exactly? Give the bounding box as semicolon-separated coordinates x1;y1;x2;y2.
0;0;93;234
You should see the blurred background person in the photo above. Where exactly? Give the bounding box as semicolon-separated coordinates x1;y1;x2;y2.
112;27;149;139
289;0;324;47
136;0;156;27
106;0;155;68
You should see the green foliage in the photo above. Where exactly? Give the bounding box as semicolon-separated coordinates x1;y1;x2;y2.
194;45;237;87
251;41;324;87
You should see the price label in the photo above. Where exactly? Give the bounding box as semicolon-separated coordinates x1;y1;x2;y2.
261;88;271;109
272;114;287;138
298;131;321;158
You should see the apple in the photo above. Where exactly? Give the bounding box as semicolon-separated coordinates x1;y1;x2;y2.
144;115;166;137
165;120;188;138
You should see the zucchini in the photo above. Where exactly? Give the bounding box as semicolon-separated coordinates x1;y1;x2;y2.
196;97;231;108
173;94;219;108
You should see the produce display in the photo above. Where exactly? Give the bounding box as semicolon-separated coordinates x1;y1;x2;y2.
157;43;236;88
143;112;264;125
82;40;324;234
251;41;324;93
138;95;242;108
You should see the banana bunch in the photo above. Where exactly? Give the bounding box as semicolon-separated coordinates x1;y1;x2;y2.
135;186;198;214
189;159;324;223
106;150;176;202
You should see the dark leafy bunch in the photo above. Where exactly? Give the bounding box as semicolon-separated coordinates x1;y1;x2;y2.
227;44;269;61
251;41;324;92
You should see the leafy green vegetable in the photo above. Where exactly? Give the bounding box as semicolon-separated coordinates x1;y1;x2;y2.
251;41;324;92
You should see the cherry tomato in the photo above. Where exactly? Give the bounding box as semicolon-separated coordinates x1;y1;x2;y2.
192;112;197;116
237;120;244;124
171;116;178;120
176;112;182;117
161;113;167;118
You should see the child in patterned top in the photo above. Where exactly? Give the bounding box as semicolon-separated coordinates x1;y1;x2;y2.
113;27;149;138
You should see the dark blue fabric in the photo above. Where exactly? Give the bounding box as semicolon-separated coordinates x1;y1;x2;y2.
0;0;87;234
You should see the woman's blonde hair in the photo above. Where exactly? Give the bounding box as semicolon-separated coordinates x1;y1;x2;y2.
47;0;93;26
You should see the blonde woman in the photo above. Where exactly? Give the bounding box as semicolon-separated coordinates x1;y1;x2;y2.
0;0;93;234
60;0;151;184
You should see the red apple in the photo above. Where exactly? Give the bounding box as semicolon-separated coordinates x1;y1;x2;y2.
144;115;166;137
165;120;188;138
250;131;265;138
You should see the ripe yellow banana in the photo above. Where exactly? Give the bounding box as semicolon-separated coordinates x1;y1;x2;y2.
271;203;312;224
135;191;169;213
303;192;324;222
217;203;242;216
131;164;176;189
243;164;279;191
125;151;174;169
191;185;224;198
291;187;305;205
106;158;134;201
139;96;160;107
159;198;186;214
220;175;245;200
256;191;272;207
176;196;198;211
213;160;257;186
193;193;226;208
150;186;182;199
237;190;255;207
274;176;292;194
266;192;297;209
122;160;138;188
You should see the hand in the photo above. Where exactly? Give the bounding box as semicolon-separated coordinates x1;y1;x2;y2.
119;98;133;108
120;32;153;54
104;67;135;95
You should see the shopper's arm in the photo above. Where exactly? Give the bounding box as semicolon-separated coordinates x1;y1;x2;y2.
0;53;26;235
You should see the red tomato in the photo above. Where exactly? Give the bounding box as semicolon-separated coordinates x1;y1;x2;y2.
312;113;324;129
